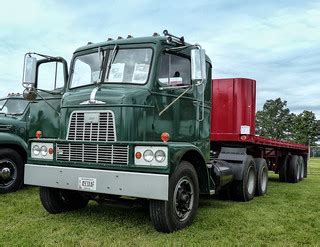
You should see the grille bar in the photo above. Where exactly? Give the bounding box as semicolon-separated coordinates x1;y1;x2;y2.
56;143;129;165
67;111;116;142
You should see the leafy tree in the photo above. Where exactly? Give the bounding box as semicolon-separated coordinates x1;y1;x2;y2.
291;111;319;145
256;98;293;140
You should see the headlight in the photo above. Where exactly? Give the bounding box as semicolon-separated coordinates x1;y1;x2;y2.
155;150;166;162
32;145;40;156
143;150;154;162
41;146;48;156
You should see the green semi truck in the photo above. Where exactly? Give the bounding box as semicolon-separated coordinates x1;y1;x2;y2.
0;93;29;193
22;31;308;232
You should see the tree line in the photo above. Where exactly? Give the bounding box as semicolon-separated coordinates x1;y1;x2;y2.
256;98;319;145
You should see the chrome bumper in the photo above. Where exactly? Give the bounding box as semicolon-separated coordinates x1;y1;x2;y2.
24;164;169;200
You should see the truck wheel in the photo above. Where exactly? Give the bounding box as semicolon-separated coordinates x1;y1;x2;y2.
149;161;199;233
0;148;24;193
254;158;268;196
40;187;89;214
287;155;299;183
231;156;256;201
278;155;289;182
298;156;304;181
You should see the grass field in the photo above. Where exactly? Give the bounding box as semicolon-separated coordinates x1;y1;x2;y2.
1;159;320;246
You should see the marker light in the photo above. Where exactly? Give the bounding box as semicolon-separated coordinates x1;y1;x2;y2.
48;147;54;155
135;152;142;159
240;135;247;141
161;132;170;142
36;130;42;139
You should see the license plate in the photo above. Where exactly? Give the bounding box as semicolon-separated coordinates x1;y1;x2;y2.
78;177;97;191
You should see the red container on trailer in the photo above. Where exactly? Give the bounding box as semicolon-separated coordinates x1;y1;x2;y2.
211;78;256;141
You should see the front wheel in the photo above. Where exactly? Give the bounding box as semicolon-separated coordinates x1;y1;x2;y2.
149;161;199;233
40;187;89;214
0;148;24;193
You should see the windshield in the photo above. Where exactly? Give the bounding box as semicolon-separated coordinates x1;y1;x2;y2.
0;99;29;115
70;48;152;88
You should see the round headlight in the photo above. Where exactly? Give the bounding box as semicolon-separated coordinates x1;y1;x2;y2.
155;150;166;162
32;145;40;156
41;146;48;156
143;150;154;162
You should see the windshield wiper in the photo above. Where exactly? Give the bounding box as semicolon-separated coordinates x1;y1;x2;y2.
105;45;119;82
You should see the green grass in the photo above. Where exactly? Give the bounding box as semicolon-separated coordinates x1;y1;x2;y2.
1;160;320;246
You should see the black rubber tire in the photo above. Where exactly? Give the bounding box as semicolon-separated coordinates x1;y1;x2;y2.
278;155;289;182
298;156;304;181
0;148;24;193
287;155;299;183
254;158;268;196
39;187;89;214
303;155;308;178
149;161;199;233
231;156;256;202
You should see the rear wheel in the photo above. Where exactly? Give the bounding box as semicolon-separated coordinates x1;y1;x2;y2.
39;187;89;214
278;155;289;182
231;156;256;201
298;156;304;181
254;158;268;196
287;155;299;183
0;149;24;193
149;161;199;233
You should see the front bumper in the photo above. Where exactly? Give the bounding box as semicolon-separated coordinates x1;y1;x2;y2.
24;164;169;200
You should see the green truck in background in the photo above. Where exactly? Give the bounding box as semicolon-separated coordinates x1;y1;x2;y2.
0;93;29;193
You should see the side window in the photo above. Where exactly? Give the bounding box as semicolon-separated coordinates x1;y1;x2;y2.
37;62;64;90
158;54;191;86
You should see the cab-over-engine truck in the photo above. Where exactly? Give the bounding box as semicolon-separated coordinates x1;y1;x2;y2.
22;31;308;233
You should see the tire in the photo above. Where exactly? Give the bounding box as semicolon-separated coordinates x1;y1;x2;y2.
149;161;199;233
287;155;299;183
254;158;268;196
278;155;289;182
231;156;256;201
0;148;24;193
303;156;308;178
39;187;89;214
298;156;304;181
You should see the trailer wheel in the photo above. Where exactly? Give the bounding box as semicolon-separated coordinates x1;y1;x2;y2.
0;148;24;193
254;158;268;196
287;155;299;183
40;187;89;214
278;155;289;182
149;161;199;233
298;156;304;181
231;156;256;201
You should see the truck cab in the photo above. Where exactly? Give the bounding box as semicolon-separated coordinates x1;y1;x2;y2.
0;93;29;193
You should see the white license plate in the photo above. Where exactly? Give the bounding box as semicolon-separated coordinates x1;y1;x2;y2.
78;177;97;191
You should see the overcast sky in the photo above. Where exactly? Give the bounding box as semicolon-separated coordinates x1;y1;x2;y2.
0;0;319;117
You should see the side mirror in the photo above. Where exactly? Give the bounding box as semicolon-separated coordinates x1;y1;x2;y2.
22;54;37;87
191;49;207;83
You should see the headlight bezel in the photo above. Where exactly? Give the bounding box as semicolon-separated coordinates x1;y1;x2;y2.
134;146;168;167
31;142;54;160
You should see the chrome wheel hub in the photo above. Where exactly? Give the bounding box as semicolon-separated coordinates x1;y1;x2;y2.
173;177;194;222
0;159;17;187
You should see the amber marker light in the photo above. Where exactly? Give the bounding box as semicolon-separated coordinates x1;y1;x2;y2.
48;147;54;155
36;130;42;139
135;152;142;159
161;132;170;142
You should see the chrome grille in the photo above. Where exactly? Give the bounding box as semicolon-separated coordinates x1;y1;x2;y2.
56;143;129;165
67;111;116;142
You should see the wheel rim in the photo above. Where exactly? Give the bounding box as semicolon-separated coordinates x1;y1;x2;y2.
173;176;194;222
261;167;268;193
0;159;17;188
296;161;300;181
247;167;255;195
300;161;304;179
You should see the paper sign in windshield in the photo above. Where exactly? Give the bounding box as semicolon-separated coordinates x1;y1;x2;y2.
109;63;125;82
132;64;150;83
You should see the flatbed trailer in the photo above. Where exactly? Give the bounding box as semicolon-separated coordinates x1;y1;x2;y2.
210;78;308;181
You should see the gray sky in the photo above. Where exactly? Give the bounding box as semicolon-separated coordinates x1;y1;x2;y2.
0;0;319;117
